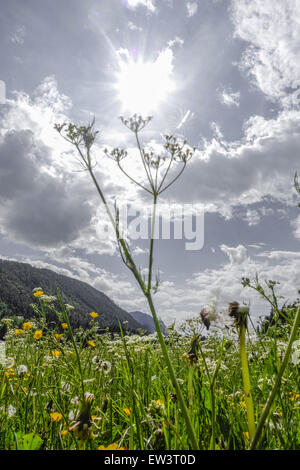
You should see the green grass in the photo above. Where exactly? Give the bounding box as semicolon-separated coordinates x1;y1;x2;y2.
0;297;299;451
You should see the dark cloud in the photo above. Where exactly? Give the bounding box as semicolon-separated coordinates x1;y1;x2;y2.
0;129;92;247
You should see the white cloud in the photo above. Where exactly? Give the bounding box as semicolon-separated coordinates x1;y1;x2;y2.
291;214;300;239
231;0;300;108
168;108;300;215
186;1;198;17
218;88;240;107
243;209;261;226
10;25;26;45
125;0;156;13
167;36;184;48
128;21;143;31
220;244;249;264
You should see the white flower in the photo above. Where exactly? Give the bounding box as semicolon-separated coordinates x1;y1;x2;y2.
83;378;96;384
17;365;28;375
0;341;6;366
92;355;99;364
8;405;16;418
65;304;75;311
40;295;56;304
70;396;79;406
291;339;300;366
61;381;71;392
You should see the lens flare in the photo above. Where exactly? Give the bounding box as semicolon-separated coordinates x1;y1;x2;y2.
116;49;175;115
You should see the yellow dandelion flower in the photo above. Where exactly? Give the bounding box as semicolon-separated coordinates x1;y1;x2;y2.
15;329;24;335
23;322;33;331
33;290;44;298
33;330;43;340
51;350;61;357
61;430;68;436
124;408;131;416
87;340;96;347
156;399;164;406
240;401;247;409
90;312;99;319
61;323;68;329
55;333;64;339
50;412;62;422
23;387;28;391
98;443;126;450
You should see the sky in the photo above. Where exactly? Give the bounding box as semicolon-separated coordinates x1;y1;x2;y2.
0;0;300;326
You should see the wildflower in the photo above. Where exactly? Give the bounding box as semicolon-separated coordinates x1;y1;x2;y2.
65;304;75;311
61;430;68;436
200;299;218;330
87;340;96;348
55;333;64;339
15;329;24;335
98;443;126;450
241;401;247;409
95;360;111;374
51;350;61;357
23;322;33;331
291;339;300;366
70;396;79;406
40;294;56;303
33;290;44;298
50;412;63;422
16;365;28;375
61;381;71;392
61;323;68;329
7;405;17;418
83;378;96;384
228;302;249;329
90;312;99;319
124;408;131;416
34;330;43;340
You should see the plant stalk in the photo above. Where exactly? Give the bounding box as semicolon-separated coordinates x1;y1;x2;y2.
239;324;256;441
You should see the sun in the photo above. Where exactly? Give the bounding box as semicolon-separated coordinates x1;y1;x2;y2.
116;50;175;115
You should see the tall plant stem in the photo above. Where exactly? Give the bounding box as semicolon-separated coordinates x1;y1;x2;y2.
250;305;300;450
87;166;199;449
145;193;198;449
145;293;199;449
239;324;256;441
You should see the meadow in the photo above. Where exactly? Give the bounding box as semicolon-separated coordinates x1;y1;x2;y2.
0;116;299;451
0;290;299;451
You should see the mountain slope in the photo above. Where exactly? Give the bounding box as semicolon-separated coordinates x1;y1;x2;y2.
129;310;167;334
0;259;144;332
